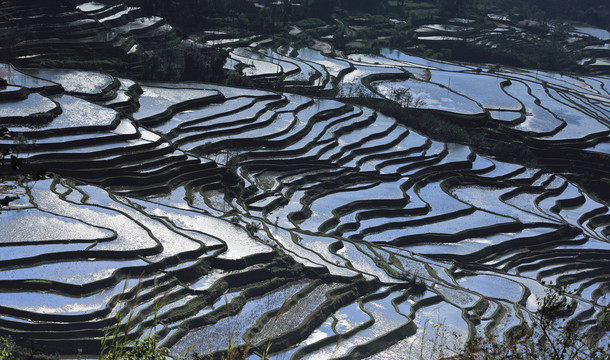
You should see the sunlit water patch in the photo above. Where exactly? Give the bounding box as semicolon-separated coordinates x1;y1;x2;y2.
0;63;608;359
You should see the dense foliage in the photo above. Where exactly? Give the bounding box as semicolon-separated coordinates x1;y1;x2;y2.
118;0;606;74
498;0;609;27
127;0;610;29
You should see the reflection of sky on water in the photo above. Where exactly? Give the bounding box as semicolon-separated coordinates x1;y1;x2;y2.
374;79;483;114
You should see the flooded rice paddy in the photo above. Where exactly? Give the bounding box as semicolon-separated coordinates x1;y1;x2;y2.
1;46;610;359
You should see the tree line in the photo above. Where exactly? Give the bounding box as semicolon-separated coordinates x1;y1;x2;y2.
126;0;608;34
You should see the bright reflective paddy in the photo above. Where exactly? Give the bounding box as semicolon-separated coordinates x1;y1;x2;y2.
1;47;610;359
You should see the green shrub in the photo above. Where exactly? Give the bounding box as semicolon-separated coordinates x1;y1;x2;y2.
295;18;326;29
458;283;610;360
101;337;168;360
0;337;11;360
98;283;174;360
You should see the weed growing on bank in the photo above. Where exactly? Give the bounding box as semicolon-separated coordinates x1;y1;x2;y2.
0;337;10;360
455;283;610;360
98;291;171;360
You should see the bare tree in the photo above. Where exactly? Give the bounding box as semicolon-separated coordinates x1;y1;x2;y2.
389;87;425;108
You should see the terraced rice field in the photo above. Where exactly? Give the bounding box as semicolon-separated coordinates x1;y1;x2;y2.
1;45;610;359
0;0;179;78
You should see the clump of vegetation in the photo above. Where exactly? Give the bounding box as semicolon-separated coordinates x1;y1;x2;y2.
0;192;18;209
0;336;58;360
101;337;169;360
1;130;47;215
99;304;170;360
0;337;11;360
246;221;261;235
97;282;179;360
1;130;46;180
388;86;426;109
0;127;11;167
457;283;610;360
